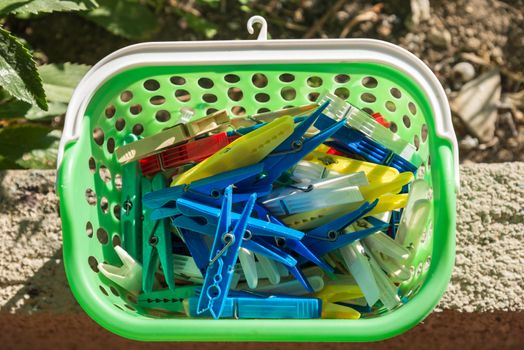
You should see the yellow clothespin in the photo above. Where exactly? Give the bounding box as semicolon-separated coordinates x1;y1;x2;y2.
304;151;400;184
230;104;318;129
171;115;295;186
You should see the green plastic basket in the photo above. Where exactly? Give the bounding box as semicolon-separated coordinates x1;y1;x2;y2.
57;17;457;342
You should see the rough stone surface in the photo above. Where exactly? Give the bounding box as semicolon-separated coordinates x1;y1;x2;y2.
0;164;523;314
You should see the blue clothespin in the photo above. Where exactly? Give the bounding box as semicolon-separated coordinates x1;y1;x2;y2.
177;228;209;276
187;294;322;319
141;174;174;293
197;186;256;319
253;203;334;273
302;200;386;256
236;102;347;193
388;210;402;239
143;163;264;210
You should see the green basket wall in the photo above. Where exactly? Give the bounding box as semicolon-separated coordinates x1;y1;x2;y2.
57;62;456;341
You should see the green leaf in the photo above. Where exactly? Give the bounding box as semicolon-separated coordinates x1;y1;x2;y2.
0;26;47;110
0;0;98;16
83;0;159;40
25;101;67;119
0;98;31;118
0;98;67;119
180;12;218;38
0;123;60;169
38;63;91;103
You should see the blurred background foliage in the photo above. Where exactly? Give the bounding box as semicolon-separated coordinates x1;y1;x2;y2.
0;0;523;169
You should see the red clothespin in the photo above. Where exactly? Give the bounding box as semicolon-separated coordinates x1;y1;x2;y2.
327;147;345;156
140;132;230;176
371;112;391;128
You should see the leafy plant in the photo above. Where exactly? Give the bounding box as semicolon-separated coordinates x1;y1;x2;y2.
0;1;95;169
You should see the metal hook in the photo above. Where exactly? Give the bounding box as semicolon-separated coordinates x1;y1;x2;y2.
247;15;268;41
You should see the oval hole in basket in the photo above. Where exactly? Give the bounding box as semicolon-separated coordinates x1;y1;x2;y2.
257;108;270;113
143;79;160;91
362;107;374;115
231;106;246;116
335;74;350;83
113;204;121;220
99;285;109;296
307;76;323;88
130;104;142;115
88;256;99;272
279;73;295;83
414;134;420;150
360;93;376;103
390;87;402;99
155;110;171;122
385;101;396;112
120;91;133;102
362;76;378;88
132;124;144;136
255;93;270;103
85;188;96;206
150;95;165;105
389;121;398;133
124;304;136;311
198;77;214;89
408;102;417;115
93;128;104;146
252;73;268;88
170;76;186;85
206;108;218;115
308;92;320;102
115;118;126;131
281;87;296;101
112;234;121;247
99;166;111;183
334;87;349;99
224;74;240;83
105;105;115;119
228;87;243;102
110;286;120;297
97;227;109;244
203;93;217;103
106;138;115;154
88;157;96;174
175;89;191;102
421;124;428;142
403;115;411;128
100;197;109;214
86;222;93;238
114;174;122;191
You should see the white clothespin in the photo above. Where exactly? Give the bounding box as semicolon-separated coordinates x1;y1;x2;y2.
98;245;142;295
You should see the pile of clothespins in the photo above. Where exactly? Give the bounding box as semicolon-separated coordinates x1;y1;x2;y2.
98;92;432;320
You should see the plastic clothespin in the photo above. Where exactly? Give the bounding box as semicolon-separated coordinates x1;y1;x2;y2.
311;284;363;319
251;203;334;273
261;172;367;216
303;151;400;184
395;180;432;257
197;187;256;319
116;111;230;165
317;92;421;168
255;253;280;285
363;232;411;283
364;245;402;310
339;242;380;307
177;228;210;277
302;201;386;256
137;285;199;313
98;245;142;295
172;115;295;186
141;174;175;293
187;294;322;319
172;254;203;279
235;102;347;193
139;132;230;176
388;210;402;238
121;134;143;261
144;163;264;211
321;303;361;319
238;248;258;289
239;275;324;295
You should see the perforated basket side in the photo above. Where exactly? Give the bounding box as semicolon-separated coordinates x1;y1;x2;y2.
58;44;456;342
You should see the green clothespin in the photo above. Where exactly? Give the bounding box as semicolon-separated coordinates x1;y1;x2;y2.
142;173;175;292
121;134;143;262
138;286;198;313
